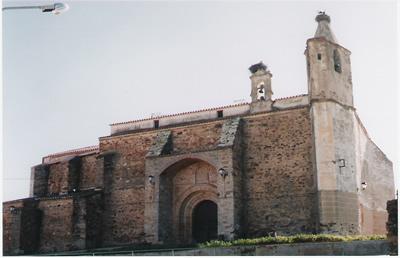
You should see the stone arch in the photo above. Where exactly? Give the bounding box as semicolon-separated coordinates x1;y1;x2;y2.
157;158;218;243
177;188;218;243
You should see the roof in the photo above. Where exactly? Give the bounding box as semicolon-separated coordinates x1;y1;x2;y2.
110;94;308;126
43;145;99;160
110;102;250;126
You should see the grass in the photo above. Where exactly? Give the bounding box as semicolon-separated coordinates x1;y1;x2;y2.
198;234;386;248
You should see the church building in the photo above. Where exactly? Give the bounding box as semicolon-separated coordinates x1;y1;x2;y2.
3;13;395;254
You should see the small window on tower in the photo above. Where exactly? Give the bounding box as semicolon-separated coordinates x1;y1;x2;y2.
154;120;159;129
333;49;342;73
317;53;321;60
217;110;223;118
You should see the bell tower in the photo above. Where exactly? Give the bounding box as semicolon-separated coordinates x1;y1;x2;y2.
307;13;360;234
249;61;273;113
305;12;353;107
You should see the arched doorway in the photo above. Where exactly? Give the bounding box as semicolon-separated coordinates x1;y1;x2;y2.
192;200;218;243
145;153;238;245
157;158;219;244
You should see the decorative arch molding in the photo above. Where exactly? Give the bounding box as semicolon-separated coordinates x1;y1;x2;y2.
174;186;218;243
174;184;218;214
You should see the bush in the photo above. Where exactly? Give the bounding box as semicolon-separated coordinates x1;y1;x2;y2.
198;234;386;248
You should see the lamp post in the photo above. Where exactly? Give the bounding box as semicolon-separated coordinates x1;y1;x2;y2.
2;3;69;15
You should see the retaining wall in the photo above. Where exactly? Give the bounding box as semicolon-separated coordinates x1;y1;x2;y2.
48;240;389;256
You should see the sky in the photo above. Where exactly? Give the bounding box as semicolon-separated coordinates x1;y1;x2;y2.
2;0;398;201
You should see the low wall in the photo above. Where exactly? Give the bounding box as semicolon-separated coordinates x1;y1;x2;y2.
139;240;388;256
51;240;389;256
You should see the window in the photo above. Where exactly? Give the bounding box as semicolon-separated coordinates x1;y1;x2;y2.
217;110;223;118
317;53;321;60
154;120;159;129
333;49;342;73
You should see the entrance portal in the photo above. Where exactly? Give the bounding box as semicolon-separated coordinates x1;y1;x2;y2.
192;200;218;243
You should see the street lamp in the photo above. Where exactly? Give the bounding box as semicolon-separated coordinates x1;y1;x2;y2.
2;3;69;15
218;168;228;178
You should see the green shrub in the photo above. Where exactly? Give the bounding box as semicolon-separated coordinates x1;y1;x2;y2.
198;234;386;248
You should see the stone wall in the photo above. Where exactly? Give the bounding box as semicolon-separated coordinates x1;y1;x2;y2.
85;192;104;249
34;191;103;253
99;132;157;246
170;122;223;154
38;198;75;252
241;107;316;236
354;115;395;234
4;197;81;254
311;101;360;234
19;200;42;254
30;153;99;197
79;154;103;190
3;199;43;255
30;164;49;197
53;240;389;256
47;162;70;194
47;157;81;194
116;240;388;256
310;99;394;235
131;240;389;256
306;38;353;107
3;200;27;255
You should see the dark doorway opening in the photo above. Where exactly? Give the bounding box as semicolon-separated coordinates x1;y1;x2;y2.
192;200;218;243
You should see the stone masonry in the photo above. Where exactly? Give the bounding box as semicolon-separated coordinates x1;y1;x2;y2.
3;13;395;255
